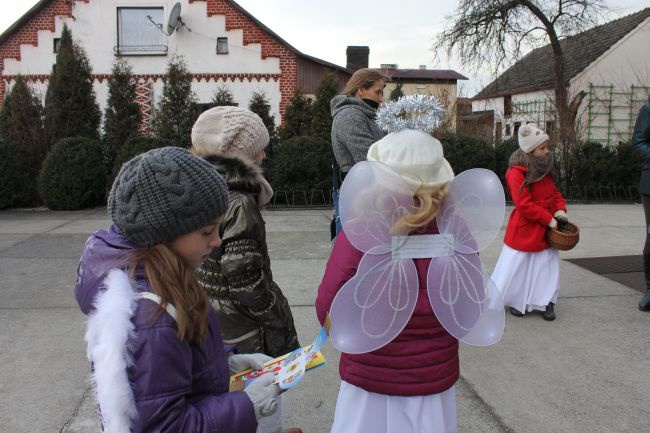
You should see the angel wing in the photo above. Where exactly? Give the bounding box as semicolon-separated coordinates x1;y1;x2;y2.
329;161;419;354
428;168;506;346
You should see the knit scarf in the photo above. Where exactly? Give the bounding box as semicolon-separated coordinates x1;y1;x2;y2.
509;149;555;191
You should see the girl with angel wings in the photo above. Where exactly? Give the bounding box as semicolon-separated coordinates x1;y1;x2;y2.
315;95;506;433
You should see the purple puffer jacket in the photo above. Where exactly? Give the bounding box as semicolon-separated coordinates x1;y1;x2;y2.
75;225;257;433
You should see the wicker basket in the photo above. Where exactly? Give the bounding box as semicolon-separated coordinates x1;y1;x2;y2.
546;221;580;251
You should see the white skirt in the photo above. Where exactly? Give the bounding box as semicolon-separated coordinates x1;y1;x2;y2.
329;381;457;433
491;244;560;313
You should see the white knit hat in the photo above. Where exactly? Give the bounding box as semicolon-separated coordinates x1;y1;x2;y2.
518;123;549;153
367;129;454;193
191;106;270;159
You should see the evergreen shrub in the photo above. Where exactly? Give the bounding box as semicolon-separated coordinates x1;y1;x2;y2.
38;137;105;210
269;135;332;194
440;133;497;174
0;140;25;209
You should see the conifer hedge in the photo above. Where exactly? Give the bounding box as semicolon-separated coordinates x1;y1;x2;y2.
38;137;105;210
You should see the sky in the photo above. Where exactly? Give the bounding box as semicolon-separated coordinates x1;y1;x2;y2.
0;0;647;95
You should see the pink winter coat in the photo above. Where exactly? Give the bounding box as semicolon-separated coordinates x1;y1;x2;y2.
315;223;459;397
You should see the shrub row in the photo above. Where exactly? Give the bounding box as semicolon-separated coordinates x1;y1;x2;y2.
0;133;644;210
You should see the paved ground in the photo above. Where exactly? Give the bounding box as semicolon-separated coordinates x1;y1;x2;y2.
1;204;648;433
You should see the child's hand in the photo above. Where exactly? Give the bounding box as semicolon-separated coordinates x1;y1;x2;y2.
244;373;280;420
554;210;568;222
228;353;273;374
548;218;558;229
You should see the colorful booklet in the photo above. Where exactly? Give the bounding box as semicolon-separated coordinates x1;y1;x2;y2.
229;327;328;392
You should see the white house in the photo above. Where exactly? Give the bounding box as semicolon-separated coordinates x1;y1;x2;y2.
0;0;351;131
467;8;650;145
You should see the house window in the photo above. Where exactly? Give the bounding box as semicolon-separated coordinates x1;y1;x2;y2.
545;120;555;136
216;37;229;54
53;38;61;53
504;95;512;117
514;122;521;136
505;124;511;136
116;7;167;55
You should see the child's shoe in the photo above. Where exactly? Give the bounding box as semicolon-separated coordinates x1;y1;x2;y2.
542;303;556;321
639;289;650;311
509;307;524;317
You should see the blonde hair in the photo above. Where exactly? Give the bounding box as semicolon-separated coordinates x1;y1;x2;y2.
343;68;389;96
392;184;449;233
129;244;210;342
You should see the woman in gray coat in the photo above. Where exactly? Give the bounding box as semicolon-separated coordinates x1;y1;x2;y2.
330;68;388;237
632;98;650;311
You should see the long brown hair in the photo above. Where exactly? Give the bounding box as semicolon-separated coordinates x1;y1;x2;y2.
392;184;449;233
343;68;389;96
129;244;210;342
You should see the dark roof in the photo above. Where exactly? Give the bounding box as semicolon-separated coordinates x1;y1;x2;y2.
381;68;468;81
0;0;349;74
474;8;650;99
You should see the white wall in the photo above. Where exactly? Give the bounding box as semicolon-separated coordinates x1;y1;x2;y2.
2;0;283;123
570;17;650;145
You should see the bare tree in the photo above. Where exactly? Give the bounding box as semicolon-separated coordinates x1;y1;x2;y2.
436;0;607;184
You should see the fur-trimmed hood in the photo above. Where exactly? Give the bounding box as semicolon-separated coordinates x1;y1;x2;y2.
195;152;274;206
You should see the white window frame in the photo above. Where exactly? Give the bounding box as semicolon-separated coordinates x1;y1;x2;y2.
116;7;167;56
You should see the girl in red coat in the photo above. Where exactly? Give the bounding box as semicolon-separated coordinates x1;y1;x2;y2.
491;123;567;321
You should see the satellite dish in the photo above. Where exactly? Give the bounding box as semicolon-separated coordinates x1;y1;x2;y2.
167;3;182;35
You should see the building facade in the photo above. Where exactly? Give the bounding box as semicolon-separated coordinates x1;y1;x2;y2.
467;8;650;145
0;0;350;130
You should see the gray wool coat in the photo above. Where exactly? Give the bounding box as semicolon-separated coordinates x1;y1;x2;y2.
632;103;650;195
330;95;385;172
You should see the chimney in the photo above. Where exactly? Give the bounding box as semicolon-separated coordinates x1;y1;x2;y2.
380;64;398;70
346;46;369;71
419;65;427;70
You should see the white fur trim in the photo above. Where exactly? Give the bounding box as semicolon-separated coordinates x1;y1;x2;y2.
85;269;139;433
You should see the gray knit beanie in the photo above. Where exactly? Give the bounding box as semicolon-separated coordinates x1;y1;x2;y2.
108;147;229;247
191;106;270;159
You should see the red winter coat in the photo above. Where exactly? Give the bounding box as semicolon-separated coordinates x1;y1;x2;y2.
315;224;459;397
503;166;567;252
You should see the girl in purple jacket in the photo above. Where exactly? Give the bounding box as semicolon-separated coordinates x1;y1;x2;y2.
75;147;279;433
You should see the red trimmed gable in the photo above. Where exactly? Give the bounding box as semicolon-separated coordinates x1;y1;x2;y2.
0;0;90;105
1;0;300;121
189;0;298;120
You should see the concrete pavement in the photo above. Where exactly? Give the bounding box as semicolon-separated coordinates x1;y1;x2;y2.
0;204;648;433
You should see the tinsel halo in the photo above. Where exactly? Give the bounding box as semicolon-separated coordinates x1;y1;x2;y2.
375;94;446;134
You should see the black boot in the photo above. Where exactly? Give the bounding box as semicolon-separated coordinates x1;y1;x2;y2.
542;302;556;321
641;253;650;311
509;307;524;317
640;289;650;311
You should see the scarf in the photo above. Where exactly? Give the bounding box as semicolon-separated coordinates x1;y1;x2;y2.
362;98;379;109
509;149;555;191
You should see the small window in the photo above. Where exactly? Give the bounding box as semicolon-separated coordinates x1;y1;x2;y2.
216;37;229;54
505;124;511;136
116;7;167;55
514;122;521;136
53;38;61;53
545;120;555;136
504;95;512;117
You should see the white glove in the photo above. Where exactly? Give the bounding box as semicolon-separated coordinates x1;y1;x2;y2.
243;373;280;420
548;218;558;229
554;210;568;222
228;353;273;374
